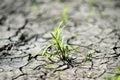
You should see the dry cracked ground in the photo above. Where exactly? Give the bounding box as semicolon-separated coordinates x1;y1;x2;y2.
0;0;120;80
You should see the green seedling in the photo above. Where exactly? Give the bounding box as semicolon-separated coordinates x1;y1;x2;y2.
87;72;94;78
106;67;120;80
52;6;69;26
42;21;75;63
36;7;77;66
32;0;40;10
86;0;96;5
60;6;69;25
58;0;71;3
85;50;94;62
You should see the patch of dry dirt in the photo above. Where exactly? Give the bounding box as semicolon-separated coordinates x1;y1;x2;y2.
0;0;120;80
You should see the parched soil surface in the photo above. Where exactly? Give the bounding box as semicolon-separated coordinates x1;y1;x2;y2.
0;0;120;80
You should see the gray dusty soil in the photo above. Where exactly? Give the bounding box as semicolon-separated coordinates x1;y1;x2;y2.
0;0;120;80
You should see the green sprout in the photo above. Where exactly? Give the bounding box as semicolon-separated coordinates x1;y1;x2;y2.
86;0;96;5
58;0;70;3
39;7;77;65
32;0;40;10
42;21;76;64
85;50;94;62
106;67;120;80
85;53;93;61
60;6;69;25
51;21;70;61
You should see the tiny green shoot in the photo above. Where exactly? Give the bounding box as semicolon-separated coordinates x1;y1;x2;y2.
60;6;69;25
105;67;120;80
85;50;94;62
39;7;77;65
86;0;96;5
44;21;74;63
